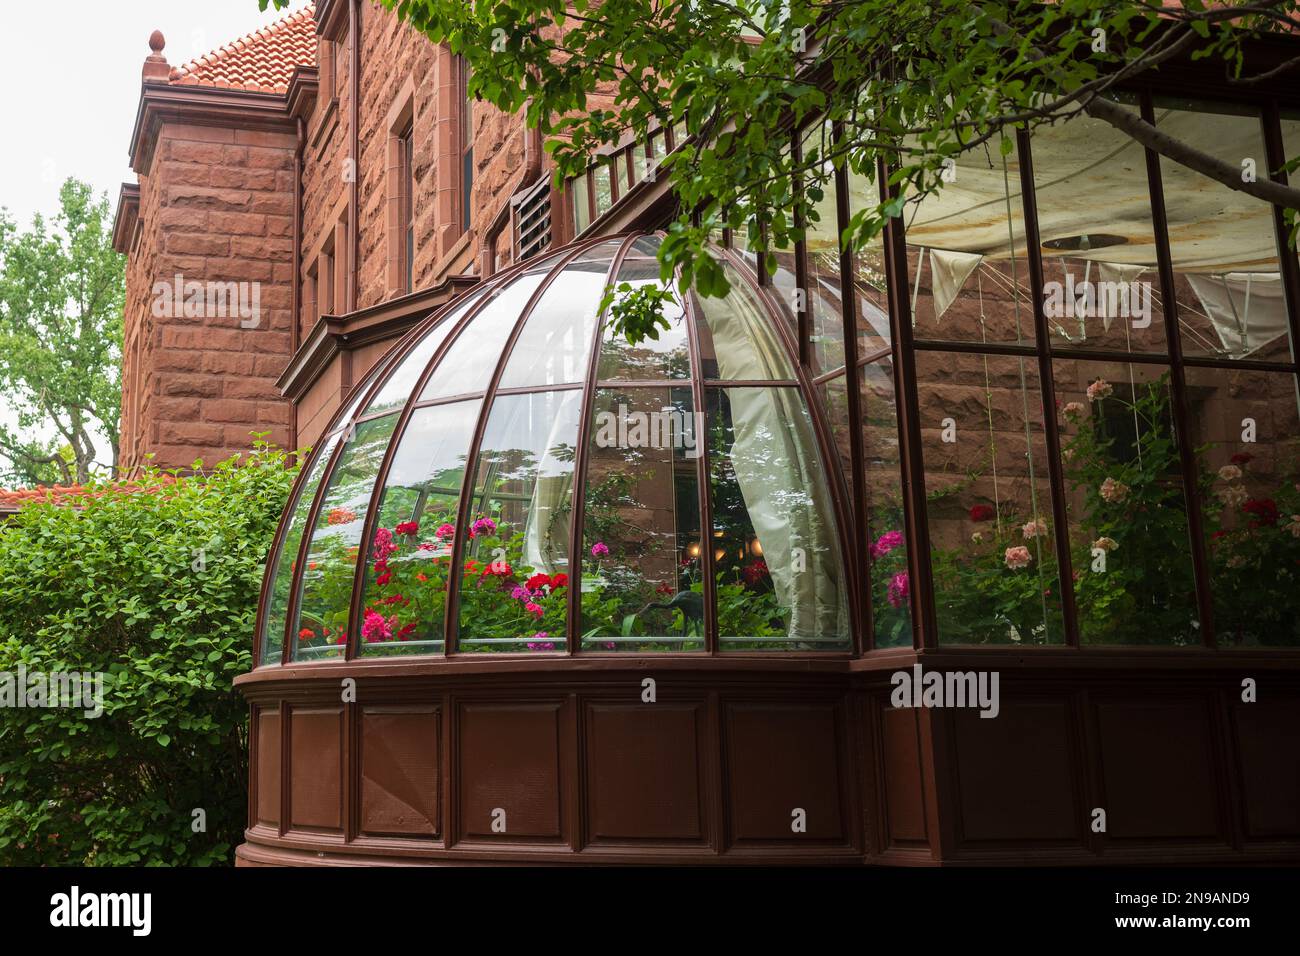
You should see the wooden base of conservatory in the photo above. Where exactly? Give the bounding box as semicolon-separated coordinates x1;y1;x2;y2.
234;650;1300;866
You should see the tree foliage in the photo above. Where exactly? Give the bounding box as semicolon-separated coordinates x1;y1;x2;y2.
260;0;1300;341
0;179;124;485
0;443;296;865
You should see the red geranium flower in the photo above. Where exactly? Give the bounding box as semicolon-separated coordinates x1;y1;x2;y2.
481;560;513;577
395;521;420;535
1243;497;1280;527
741;559;770;586
298;628;315;640
550;573;568;589
1230;452;1254;466
968;504;995;522
526;572;553;591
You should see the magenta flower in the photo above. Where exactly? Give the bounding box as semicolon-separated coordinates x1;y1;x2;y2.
361;610;393;643
887;571;910;609
525;602;544;618
590;542;610;557
372;527;398;561
527;632;555;651
470;516;497;538
435;523;456;539
870;530;904;560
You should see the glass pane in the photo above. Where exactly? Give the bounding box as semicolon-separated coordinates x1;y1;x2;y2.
1053;359;1198;644
904;136;1034;348
862;357;913;647
917;351;1065;645
455;391;583;651
1031;106;1168;356
597;255;690;381
572;172;590;235
363;289;486;416
1185;367;1300;646
708;387;851;650
497;241;620;388
418;254;559;401
694;257;796;380
846;168;892;356
593;162;615;216
1155;99;1292;363
579;387;704;651
803;124;847;374
291;413;401;659
356;400;482;656
260;432;342;664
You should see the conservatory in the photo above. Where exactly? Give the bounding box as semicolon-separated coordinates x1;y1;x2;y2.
236;91;1300;866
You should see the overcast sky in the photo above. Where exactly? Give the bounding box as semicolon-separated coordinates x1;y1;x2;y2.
0;1;310;478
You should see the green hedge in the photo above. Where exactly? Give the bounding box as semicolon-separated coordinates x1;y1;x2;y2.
0;442;297;865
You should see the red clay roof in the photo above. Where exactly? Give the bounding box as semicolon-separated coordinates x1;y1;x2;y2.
168;4;317;95
0;477;178;512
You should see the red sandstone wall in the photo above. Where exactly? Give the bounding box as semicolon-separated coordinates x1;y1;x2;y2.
119;122;296;471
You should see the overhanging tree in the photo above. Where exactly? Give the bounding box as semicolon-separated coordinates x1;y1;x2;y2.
265;0;1300;336
0;179;124;485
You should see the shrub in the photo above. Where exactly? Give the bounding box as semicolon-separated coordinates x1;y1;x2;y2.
0;442;297;865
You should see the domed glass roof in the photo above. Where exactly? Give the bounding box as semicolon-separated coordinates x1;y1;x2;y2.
258;233;853;663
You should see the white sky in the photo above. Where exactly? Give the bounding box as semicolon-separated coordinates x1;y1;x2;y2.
0;0;311;478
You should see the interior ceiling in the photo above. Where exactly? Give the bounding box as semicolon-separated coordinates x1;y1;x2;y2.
822;108;1288;275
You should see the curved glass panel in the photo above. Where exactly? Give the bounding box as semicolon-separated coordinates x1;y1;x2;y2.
497;241;620;389
290;413;401;659
455;390;583;651
357;400;482;656
707;386;851;649
579;387;704;651
417;255;561;401
362;288;488;417
694;260;797;381
259;432;342;665
597;255;690;381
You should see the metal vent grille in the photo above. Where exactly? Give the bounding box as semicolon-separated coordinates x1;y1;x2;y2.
512;177;552;262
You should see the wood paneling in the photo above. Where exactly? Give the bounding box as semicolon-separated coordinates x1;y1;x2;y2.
360;706;440;838
879;703;928;845
584;701;706;844
1233;697;1300;839
256;708;281;826
1095;697;1223;842
457;701;563;841
289;707;344;831
725;701;845;844
951;698;1082;846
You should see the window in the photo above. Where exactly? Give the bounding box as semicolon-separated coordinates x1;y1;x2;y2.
459;57;473;234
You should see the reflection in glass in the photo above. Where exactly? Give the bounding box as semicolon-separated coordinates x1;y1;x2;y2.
597;253;690;381
1030;106;1168;356
917;351;1064;645
260;432;341;665
1155;99;1292;363
1185;367;1300;646
708;387;851;650
861;358;913;646
418;254;560;401
1053;359;1198;644
291;414;401;659
455;391;583;651
694;259;797;380
363;289;486;417
498;241;618;388
580;387;704;651
903;137;1034;348
356;401;482;656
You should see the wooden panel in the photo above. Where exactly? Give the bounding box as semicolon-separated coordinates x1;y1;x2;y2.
289;707;344;831
360;707;440;838
879;704;927;844
584;702;705;843
726;701;844;843
256;709;281;826
458;702;563;841
952;698;1081;845
1233;697;1300;839
1095;697;1222;841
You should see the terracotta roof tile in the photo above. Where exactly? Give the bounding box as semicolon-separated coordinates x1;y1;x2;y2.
169;4;317;95
0;477;178;512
